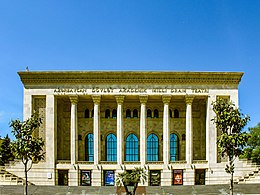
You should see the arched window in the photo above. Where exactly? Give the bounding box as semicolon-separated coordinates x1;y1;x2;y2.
154;109;159;118
133;109;138;118
170;133;179;161
125;134;139;161
106;134;117;161
174;109;179;118
169;109;172;118
85;134;94;161
84;109;90;118
147;109;152;118
126;109;131;118
112;109;117;118
105;109;110;118
147;133;159;161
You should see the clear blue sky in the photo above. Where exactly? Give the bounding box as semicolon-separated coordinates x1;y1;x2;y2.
0;0;260;138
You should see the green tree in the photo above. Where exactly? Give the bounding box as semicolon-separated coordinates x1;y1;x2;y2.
116;167;147;195
0;134;14;166
240;123;260;164
10;114;45;195
212;98;250;195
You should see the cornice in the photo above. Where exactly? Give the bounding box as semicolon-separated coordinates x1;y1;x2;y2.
18;71;244;88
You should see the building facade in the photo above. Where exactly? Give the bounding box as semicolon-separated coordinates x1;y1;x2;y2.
16;71;244;186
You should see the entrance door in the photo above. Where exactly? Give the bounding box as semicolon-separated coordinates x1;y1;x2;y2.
149;170;161;186
58;170;68;186
195;169;205;185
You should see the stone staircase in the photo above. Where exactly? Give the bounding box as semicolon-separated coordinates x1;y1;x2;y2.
234;160;260;184
0;166;33;186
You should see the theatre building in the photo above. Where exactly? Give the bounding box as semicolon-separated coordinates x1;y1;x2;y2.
8;71;255;186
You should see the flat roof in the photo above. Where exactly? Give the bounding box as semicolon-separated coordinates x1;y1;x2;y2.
18;71;243;88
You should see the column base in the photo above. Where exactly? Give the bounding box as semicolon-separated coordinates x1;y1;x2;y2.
92;165;102;186
161;164;172;186
69;165;79;186
184;165;195;185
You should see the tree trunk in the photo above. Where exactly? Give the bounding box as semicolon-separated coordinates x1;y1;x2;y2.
132;183;138;195
230;172;234;195
122;182;130;195
24;161;28;195
229;156;234;195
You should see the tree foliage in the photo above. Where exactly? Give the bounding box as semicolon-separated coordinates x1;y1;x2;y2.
240;123;260;164
0;134;14;166
10;114;45;195
116;167;147;195
212;98;250;195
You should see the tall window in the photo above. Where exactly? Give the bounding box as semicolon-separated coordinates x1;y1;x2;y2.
105;109;110;118
147;133;159;161
85;109;90;118
85;133;94;161
147;109;152;118
154;109;159;118
169;109;172;118
125;134;139;161
170;133;179;161
112;109;117;118
126;109;131;118
91;109;94;118
106;134;117;161
133;109;138;118
174;109;179;118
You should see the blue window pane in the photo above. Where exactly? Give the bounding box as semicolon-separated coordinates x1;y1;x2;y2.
106;134;117;161
85;134;94;161
170;134;179;161
125;134;138;161
147;133;159;161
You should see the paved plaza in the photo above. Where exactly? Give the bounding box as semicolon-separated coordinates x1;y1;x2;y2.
0;184;260;195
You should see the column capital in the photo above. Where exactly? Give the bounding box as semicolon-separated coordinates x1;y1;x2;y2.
92;95;101;104
162;95;172;104
139;95;148;104
115;95;125;104
69;95;78;104
185;95;194;105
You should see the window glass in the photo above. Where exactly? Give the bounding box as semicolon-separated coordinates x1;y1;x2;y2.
170;133;179;161
106;134;117;161
85;109;90;118
112;109;117;118
105;109;110;118
147;133;159;161
154;109;159;118
126;109;131;118
125;134;138;161
147;109;152;118
85;134;94;161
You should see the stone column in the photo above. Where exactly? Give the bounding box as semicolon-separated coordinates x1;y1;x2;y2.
206;95;217;164
92;95;101;165
45;95;57;185
91;95;102;186
69;95;78;165
139;95;148;165
115;95;125;166
185;95;194;164
69;95;79;186
162;95;171;165
162;95;172;186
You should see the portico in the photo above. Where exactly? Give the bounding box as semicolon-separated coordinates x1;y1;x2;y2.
17;71;243;186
